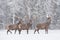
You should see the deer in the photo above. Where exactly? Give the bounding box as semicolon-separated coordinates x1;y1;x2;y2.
17;15;37;34
5;18;23;34
34;16;51;34
18;19;32;34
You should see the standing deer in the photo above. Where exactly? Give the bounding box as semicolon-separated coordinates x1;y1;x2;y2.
34;16;51;34
5;19;23;34
18;19;32;34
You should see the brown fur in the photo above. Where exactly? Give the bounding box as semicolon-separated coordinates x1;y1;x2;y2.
18;19;32;34
6;19;23;34
34;17;51;34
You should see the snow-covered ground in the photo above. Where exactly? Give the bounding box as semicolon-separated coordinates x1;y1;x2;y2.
0;30;60;40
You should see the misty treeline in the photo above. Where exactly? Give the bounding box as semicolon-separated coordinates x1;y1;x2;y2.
0;0;60;29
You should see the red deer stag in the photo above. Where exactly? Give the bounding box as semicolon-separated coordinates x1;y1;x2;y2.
34;16;51;34
5;19;23;34
18;19;32;34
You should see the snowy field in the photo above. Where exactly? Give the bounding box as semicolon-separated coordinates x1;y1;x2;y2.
0;30;60;40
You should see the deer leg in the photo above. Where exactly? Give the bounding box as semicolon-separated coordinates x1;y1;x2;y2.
19;30;21;34
7;30;12;34
34;28;39;34
37;29;39;34
35;28;39;34
34;29;36;34
14;30;17;34
7;30;9;34
9;30;12;34
45;26;48;34
27;29;28;34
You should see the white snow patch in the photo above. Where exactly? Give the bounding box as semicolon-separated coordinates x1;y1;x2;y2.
0;30;60;40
